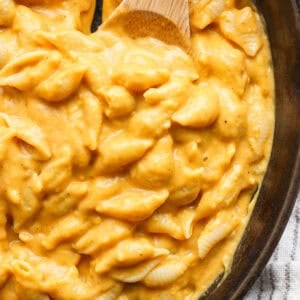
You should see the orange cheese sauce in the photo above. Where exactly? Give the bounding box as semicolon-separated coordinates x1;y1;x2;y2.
0;0;274;299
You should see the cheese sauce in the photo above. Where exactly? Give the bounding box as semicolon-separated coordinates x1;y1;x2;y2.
0;0;274;299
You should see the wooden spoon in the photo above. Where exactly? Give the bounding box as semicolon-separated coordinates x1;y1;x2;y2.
101;0;191;51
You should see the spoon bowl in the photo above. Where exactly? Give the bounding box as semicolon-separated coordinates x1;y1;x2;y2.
101;0;191;51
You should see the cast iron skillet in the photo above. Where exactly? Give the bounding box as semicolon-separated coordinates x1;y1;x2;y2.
92;1;300;299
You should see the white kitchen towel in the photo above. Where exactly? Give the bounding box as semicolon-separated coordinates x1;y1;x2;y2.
244;192;300;300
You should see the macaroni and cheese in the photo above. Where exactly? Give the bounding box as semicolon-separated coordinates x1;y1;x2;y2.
0;0;274;299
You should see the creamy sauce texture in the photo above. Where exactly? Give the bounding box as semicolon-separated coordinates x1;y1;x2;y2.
0;0;274;299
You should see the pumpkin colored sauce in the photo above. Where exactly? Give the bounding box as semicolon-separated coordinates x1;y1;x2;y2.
0;0;274;299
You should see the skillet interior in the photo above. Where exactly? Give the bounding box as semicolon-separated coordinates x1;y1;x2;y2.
91;1;300;299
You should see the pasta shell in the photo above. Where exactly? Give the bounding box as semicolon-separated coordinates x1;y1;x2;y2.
197;210;239;258
191;0;226;30
43;181;88;215
39;148;72;193
215;86;247;139
96;189;169;222
10;187;40;229
110;258;163;283
80;88;103;151
130;135;174;188
112;49;170;92
143;213;184;240
143;255;193;287
42;213;89;250
246;85;274;161
114;239;169;266
95;284;123;300
168;147;202;206
79;177;124;211
63;87;102;155
0;113;51;160
172;84;220;128
144;208;195;240
35;30;104;55
218;8;262;57
198;224;229;258
83;53;112;95
0;51;61;91
128;107;171;139
196;164;244;219
192;31;248;96
94;238;168;274
238;33;262;57
199;139;236;188
144;76;192;106
73;219;132;255
98;131;153;171
179;208;196;239
100;85;135;119
35;64;86;102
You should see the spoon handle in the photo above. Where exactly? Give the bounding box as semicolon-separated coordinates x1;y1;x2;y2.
121;0;190;37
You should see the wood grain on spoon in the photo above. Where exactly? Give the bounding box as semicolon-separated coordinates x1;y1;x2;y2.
101;0;191;51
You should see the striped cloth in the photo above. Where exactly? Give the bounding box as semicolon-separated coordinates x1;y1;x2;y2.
244;192;300;300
